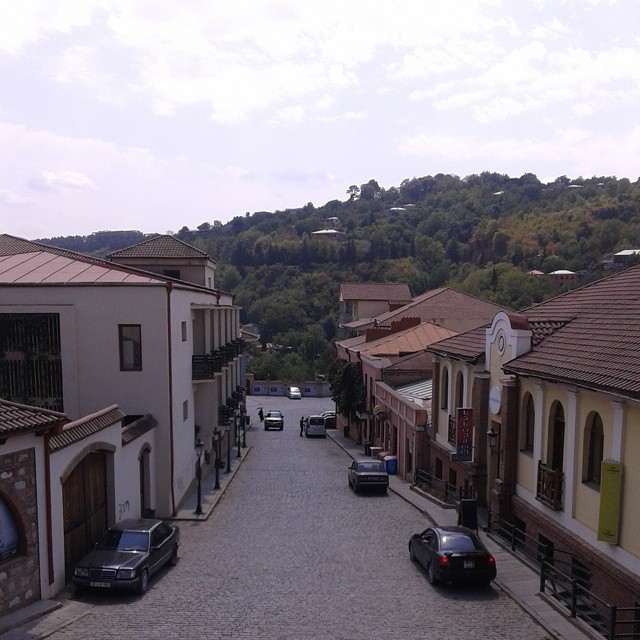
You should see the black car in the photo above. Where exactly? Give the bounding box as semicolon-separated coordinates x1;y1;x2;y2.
348;459;389;494
408;525;496;587
73;518;180;595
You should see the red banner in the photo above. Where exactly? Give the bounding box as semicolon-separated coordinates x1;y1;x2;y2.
453;408;473;461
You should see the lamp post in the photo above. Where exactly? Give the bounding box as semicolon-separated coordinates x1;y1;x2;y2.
213;429;221;490
241;403;247;448
226;424;232;472
194;439;204;515
236;413;241;458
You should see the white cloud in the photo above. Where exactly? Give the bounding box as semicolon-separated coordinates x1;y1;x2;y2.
0;189;37;206
29;171;97;192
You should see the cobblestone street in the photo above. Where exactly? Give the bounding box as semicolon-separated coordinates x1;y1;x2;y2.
5;397;552;639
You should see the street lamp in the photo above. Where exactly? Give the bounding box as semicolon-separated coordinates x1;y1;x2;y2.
487;427;498;456
236;413;241;458
213;429;221;490
194;438;204;515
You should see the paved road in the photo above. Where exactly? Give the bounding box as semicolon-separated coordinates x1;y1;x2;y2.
9;396;552;639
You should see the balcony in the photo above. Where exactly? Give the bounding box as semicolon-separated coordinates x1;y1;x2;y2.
192;339;245;379
536;461;564;510
192;354;222;380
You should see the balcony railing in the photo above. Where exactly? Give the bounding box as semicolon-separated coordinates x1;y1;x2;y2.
192;339;245;380
447;415;456;446
536;461;563;510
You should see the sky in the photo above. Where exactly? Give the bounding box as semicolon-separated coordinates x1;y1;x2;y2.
1;0;639;240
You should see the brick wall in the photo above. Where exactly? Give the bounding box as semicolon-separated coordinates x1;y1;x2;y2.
0;447;41;616
512;496;640;608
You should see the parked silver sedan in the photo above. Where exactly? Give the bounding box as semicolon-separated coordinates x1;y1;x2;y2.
348;459;389;494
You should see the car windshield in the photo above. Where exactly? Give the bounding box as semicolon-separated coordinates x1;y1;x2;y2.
440;532;483;552
357;462;385;472
266;412;282;418
98;530;149;552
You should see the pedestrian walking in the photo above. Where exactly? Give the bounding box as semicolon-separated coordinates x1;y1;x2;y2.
299;416;305;437
258;407;264;422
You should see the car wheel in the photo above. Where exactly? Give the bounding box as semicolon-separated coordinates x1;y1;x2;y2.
169;546;178;566
353;484;359;494
427;562;439;586
279;426;283;431
409;543;417;563
137;568;149;595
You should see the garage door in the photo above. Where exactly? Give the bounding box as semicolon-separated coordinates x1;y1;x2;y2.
62;451;108;582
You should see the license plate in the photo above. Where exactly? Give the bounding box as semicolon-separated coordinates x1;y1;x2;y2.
90;581;111;588
463;560;475;569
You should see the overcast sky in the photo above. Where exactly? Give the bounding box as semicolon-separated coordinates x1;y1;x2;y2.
1;0;639;239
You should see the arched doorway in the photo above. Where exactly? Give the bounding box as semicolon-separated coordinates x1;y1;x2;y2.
548;402;565;471
62;451;108;582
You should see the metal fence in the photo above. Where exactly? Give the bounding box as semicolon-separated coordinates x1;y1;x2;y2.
488;513;640;639
413;468;476;504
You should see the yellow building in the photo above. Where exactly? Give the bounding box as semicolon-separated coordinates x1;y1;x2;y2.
428;267;640;620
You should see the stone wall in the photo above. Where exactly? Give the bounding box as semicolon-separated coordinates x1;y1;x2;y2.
0;447;41;616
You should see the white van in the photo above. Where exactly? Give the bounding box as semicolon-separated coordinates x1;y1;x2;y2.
305;415;326;438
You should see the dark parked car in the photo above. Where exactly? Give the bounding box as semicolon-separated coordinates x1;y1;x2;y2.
348;459;389;494
264;410;284;430
408;526;496;587
73;518;180;595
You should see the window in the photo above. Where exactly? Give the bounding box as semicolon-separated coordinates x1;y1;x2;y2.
0;498;20;561
455;371;464;409
440;367;449;410
164;269;181;279
583;412;604;486
521;393;535;452
183;400;188;422
181;321;187;342
119;325;142;371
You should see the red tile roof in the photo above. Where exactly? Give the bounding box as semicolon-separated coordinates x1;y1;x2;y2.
49;405;124;452
107;235;212;259
374;287;509;330
0;399;66;436
431;265;640;398
340;282;411;302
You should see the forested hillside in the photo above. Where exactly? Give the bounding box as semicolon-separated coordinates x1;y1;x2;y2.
40;172;640;379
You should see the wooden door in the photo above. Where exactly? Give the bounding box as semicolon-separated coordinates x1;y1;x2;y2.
62;452;108;582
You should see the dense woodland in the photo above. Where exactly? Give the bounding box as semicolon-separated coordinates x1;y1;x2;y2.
41;172;640;380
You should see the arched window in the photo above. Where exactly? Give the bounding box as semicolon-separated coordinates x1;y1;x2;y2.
521;393;535;452
440;367;449;410
0;498;20;562
583;412;604;486
548;402;565;470
455;371;464;409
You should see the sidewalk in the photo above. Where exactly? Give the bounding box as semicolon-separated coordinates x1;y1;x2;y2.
0;436;252;637
327;428;598;640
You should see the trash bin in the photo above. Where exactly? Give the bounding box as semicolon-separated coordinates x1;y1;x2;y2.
364;441;372;456
343;425;349;437
384;455;398;474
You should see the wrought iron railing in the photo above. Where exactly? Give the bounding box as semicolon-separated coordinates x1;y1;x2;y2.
414;468;475;504
536;461;564;510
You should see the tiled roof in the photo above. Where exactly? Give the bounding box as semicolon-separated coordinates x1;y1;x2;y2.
340;282;411;302
429;326;488;362
374;287;509;329
107;235;211;260
49;405;124;452
0;400;66;436
358;322;457;357
432;264;640;398
122;414;157;445
384;351;433;372
0;234;89;260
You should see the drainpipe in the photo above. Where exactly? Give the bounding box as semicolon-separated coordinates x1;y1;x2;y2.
44;420;64;585
166;282;176;515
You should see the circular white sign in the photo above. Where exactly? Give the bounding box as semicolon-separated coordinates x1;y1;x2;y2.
489;386;502;415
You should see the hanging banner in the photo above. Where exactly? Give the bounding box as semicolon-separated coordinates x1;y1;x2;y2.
597;460;622;544
451;408;473;461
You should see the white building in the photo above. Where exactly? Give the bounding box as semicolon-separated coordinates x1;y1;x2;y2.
0;234;243;603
